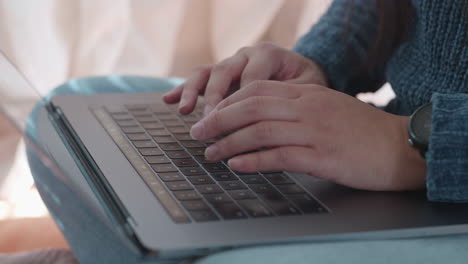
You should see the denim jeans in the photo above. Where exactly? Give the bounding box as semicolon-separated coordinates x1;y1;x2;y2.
26;76;468;264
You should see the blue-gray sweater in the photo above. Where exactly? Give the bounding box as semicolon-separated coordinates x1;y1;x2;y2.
294;0;468;202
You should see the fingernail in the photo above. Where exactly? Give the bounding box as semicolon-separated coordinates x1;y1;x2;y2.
228;158;243;168
205;145;218;160
203;105;213;116
179;97;187;110
190;122;203;140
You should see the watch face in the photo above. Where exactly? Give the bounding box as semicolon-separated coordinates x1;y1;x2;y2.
410;103;432;145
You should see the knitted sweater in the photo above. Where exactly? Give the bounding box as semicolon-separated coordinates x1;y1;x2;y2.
294;0;468;202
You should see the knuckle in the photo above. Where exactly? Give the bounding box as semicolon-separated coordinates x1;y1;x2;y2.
236;46;251;55
192;64;212;75
245;96;265;116
276;148;291;168
212;62;230;74
247;80;265;93
209;110;223;131
254;122;274;140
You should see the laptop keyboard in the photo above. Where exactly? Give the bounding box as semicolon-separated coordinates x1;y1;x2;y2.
92;103;327;223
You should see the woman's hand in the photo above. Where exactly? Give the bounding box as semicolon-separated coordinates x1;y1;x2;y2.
162;42;328;115
190;81;427;191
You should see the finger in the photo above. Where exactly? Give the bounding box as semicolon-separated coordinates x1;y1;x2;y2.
204;121;310;161
285;71;327;86
239;52;279;87
162;84;185;104
178;65;212;114
214;80;301;111
203;54;248;115
228;146;319;175
190;96;299;141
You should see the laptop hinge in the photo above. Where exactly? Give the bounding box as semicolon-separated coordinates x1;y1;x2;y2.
46;102;149;254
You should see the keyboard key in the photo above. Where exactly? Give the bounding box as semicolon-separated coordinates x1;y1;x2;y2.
172;158;197;167
112;113;132;120
256;192;300;215
107;107;127;114
131;111;151;117
276;184;306;194
180;166;206;176
182;200;209;211
188;176;214;185
127;133;150;141
189;210;219;222
188;148;206;156
136;116;157;122
133;140;157;148
122;126;144;133
185;121;197;127
153;136;177;143
147;129;170;136
151;164;178;173
158;114;178;121
286;194;326;213
214;203;247;219
174;133;193;141
196;184;223;194
237;199;272;217
142;122;164;129
229;190;256;200
249;184;276;194
239;175;268;184
163;120;185;127
117;120;137;127
168;126;190;133
211;172;238;181
203;163;228;173
139;148;163;156
263;173;294;185
219;181;247;190
158;172;185;182
174;190;201;201
262;199;301;216
130;109;150;115
257;190;283;202
166;150;191;159
204;193;232;204
144;155;170;164
166;181;193;191
181;140;205;148
159;143;183;151
194;155;215;164
181;115;199;122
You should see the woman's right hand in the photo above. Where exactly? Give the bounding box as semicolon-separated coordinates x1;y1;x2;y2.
162;42;329;115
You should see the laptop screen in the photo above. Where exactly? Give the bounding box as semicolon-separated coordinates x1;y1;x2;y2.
0;51;45;133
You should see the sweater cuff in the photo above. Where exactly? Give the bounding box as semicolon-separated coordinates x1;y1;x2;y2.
293;0;379;94
426;92;468;202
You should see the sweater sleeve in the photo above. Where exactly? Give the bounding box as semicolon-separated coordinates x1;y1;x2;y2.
426;93;468;202
293;0;385;96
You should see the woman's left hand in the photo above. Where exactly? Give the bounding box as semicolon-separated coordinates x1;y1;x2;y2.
190;80;427;191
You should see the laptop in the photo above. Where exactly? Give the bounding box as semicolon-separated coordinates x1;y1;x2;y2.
1;50;468;261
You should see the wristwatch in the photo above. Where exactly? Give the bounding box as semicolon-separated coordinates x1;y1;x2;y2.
408;102;433;157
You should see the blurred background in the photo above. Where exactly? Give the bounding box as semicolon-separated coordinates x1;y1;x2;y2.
0;0;393;253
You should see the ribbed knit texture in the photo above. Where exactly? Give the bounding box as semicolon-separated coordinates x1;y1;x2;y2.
294;0;468;202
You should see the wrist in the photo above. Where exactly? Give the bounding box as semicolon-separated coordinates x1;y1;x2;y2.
394;116;427;190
